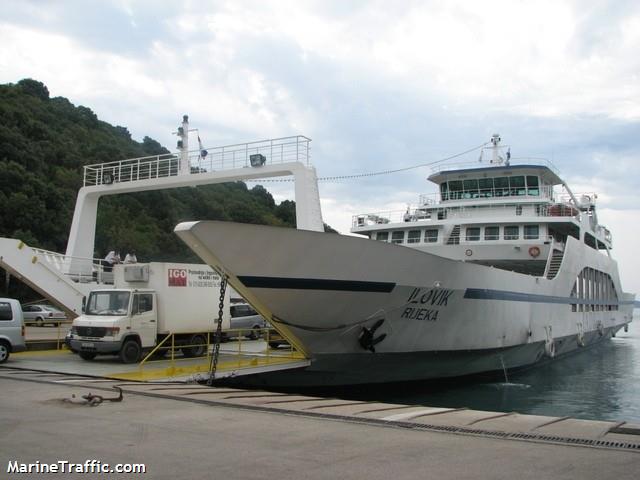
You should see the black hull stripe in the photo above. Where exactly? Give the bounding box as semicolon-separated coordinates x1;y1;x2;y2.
237;276;395;293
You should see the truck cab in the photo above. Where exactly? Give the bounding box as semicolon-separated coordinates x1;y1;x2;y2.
68;289;157;363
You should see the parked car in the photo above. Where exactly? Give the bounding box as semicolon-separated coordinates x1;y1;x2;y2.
225;303;266;340
22;304;67;327
0;298;27;363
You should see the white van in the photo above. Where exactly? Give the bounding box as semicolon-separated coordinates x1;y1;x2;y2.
0;298;27;363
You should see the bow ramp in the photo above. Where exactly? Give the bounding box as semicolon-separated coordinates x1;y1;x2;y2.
0;237;108;317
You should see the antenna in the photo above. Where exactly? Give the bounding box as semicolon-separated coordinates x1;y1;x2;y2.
490;133;503;165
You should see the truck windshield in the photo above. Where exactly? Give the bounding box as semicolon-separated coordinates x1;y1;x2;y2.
86;291;131;316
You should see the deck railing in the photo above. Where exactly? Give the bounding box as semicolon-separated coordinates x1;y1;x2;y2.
352;203;582;228
83;136;311;187
418;186;555;205
32;248;114;284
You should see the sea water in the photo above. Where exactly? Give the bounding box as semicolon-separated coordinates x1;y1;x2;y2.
339;313;640;423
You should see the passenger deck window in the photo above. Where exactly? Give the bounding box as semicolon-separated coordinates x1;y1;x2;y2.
0;302;12;321
425;229;438;243
504;226;519;240
391;231;405;244
407;230;421;244
466;227;481;241
484;226;499;240
524;225;539;239
376;232;389;242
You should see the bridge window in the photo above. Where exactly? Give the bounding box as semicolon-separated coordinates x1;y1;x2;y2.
391;231;405;244
484;226;499;240
466;227;481;241
440;183;449;201
479;178;494;197
463;179;479;199
425;229;438;243
494;177;509;196
376;232;388;242
526;176;539;196
510;176;526;196
524;225;539;239
407;230;421;244
444;175;542;200
504;225;519;240
448;180;463;200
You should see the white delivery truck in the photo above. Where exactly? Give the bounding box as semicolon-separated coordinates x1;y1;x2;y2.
67;262;232;363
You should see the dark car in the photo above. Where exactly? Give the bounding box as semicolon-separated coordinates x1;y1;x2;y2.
267;328;290;349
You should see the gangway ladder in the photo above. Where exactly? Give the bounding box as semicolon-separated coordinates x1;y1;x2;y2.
447;225;461;245
0;238;93;317
545;249;565;279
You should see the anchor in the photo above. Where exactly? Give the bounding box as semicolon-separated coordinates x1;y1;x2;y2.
358;318;387;353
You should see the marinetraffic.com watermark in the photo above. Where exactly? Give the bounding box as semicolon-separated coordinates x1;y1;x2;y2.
7;460;146;475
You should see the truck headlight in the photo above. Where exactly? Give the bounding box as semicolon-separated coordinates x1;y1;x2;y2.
105;327;120;336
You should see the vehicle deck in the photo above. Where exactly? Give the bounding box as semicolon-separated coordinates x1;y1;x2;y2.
10;340;309;382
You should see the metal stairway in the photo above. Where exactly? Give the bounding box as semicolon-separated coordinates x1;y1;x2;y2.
0;238;103;317
545;249;565;279
447;225;461;245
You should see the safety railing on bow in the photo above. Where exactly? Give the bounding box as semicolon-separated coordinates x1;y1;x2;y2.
133;328;303;381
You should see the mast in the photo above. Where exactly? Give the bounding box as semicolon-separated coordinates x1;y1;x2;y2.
177;115;189;174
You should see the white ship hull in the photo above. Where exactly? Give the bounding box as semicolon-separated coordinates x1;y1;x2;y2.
175;221;635;386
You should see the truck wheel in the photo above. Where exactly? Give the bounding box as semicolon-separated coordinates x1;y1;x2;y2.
182;334;207;357
79;351;97;361
0;341;10;364
120;339;141;364
249;327;261;340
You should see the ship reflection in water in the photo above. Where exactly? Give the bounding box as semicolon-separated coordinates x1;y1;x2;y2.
328;315;640;423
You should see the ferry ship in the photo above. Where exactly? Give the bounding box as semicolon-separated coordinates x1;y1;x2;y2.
176;134;635;386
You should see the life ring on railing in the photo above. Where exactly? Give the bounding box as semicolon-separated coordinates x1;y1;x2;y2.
528;246;541;258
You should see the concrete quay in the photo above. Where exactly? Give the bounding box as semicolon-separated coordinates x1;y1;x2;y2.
0;368;638;479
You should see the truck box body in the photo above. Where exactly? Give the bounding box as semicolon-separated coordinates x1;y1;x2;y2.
68;262;238;362
114;262;230;333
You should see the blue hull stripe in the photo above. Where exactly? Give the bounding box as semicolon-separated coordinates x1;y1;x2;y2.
465;288;634;306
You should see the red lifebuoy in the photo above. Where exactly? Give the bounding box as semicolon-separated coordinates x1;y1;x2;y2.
529;246;541;257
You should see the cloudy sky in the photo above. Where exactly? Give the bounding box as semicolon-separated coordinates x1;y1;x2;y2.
1;0;639;293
